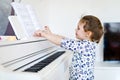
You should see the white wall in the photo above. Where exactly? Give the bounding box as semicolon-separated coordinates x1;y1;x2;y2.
15;0;120;62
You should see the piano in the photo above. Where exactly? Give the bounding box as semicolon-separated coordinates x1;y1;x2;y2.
0;38;72;80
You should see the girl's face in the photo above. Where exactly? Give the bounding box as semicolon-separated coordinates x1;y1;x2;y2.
75;22;89;40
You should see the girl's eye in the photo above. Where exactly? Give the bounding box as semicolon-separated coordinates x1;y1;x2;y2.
77;27;80;30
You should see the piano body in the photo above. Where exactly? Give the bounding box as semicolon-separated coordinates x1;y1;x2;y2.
0;38;72;80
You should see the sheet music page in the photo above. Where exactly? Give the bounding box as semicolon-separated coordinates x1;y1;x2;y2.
11;2;42;38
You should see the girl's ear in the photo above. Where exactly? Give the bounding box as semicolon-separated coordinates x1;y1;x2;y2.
86;31;92;37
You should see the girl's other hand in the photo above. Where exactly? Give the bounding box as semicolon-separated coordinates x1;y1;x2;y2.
33;29;42;37
33;26;52;37
44;26;52;34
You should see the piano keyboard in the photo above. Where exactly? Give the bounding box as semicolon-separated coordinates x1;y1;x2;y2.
2;46;66;72
23;51;65;72
0;39;72;80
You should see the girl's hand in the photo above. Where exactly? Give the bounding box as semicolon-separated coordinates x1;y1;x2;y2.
44;26;52;34
34;26;64;45
33;26;52;37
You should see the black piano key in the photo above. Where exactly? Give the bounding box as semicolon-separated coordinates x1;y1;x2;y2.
13;50;57;71
24;51;65;72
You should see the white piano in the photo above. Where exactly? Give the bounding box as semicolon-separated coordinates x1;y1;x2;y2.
0;38;72;80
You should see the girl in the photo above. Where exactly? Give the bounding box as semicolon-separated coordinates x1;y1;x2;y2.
34;15;104;80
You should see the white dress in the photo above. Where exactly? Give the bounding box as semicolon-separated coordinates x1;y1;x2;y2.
60;38;97;80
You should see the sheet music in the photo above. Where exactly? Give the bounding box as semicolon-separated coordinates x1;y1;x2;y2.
11;2;42;38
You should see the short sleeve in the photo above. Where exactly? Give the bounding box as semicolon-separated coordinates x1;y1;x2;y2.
60;38;83;52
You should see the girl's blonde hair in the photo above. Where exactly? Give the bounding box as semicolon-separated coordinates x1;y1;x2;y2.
80;15;104;43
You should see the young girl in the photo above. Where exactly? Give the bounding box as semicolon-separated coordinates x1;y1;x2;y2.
34;15;104;80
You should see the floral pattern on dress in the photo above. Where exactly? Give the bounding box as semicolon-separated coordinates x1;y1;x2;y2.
60;38;97;80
